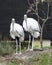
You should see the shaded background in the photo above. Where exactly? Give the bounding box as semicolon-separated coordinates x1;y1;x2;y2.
0;0;52;40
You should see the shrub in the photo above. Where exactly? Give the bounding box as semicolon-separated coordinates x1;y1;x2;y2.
0;41;15;56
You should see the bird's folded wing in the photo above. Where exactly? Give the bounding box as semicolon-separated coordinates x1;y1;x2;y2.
16;30;22;37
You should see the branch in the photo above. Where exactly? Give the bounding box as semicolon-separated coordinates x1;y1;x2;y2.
29;12;43;21
38;9;46;16
47;2;49;18
27;0;31;6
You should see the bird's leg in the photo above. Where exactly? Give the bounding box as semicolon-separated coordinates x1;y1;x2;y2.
31;37;34;51
27;34;31;51
16;39;18;54
19;40;22;54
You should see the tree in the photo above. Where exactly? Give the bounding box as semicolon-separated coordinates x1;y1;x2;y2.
26;0;52;48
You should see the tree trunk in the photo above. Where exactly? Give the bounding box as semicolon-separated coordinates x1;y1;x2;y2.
40;27;43;48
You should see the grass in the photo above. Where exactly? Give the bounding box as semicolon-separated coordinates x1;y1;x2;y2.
0;41;15;56
0;40;51;56
0;41;28;56
7;53;52;65
33;40;51;49
0;40;52;65
33;41;41;49
28;53;52;65
8;60;17;65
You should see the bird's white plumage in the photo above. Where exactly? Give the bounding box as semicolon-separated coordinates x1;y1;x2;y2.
23;18;40;38
41;0;44;2
23;14;40;51
10;22;24;42
10;18;24;54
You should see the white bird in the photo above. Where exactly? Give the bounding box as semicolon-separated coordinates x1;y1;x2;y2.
23;14;40;51
10;18;24;54
41;0;45;2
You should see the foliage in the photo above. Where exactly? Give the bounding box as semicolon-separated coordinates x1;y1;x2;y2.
0;34;2;41
0;41;15;56
39;53;52;65
0;41;28;56
8;60;17;65
28;53;52;65
0;41;52;65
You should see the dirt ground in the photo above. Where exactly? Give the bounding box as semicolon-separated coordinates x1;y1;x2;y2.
0;48;52;65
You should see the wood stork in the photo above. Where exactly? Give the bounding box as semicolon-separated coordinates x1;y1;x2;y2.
10;18;24;54
41;0;45;2
23;14;40;51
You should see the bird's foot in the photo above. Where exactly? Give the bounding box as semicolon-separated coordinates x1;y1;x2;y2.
30;49;33;51
26;49;30;51
16;52;19;55
19;52;22;55
26;49;33;52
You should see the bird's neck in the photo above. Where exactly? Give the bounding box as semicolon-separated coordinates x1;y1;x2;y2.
12;22;14;31
25;19;28;29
